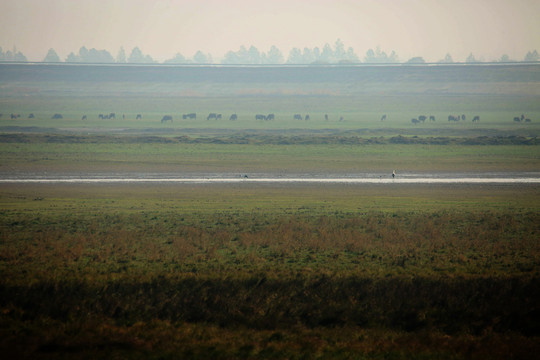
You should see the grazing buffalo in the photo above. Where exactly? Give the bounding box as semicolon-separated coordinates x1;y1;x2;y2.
207;113;217;120
339;116;344;121
429;115;436;122
411;118;420;124
513;117;521;122
418;115;426;122
183;113;196;120
325;114;329;121
255;114;266;120
381;114;387;121
52;113;63;119
109;113;116;119
81;115;87;121
448;115;458;122
304;114;310;121
136;114;142;120
216;114;222;120
28;113;35;118
229;114;238;121
293;114;302;120
472;115;480;122
11;114;20;119
525;118;531;123
161;115;173;123
266;113;275;121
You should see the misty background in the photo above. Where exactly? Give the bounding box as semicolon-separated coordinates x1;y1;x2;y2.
1;41;539;65
1;0;539;65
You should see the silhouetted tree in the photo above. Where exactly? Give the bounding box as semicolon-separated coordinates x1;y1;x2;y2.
287;47;303;64
128;47;154;63
43;48;61;62
222;50;238;64
524;50;539;62
116;47;126;63
499;54;513;63
79;46;89;60
0;46;27;62
87;48;114;63
312;47;321;61
65;52;79;62
343;47;359;63
302;47;315;63
466;53;478;63
222;45;251;64
439;53;453;63
364;47;398;63
334;39;346;60
128;47;144;63
193;50;211;64
65;46;114;63
265;45;284;64
320;43;334;63
245;46;259;64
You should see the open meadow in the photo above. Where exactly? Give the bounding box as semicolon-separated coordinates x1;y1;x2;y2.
1;63;539;359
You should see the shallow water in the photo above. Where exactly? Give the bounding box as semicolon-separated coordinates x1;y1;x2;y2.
1;173;539;184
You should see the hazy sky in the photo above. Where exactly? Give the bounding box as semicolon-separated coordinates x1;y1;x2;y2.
1;0;539;62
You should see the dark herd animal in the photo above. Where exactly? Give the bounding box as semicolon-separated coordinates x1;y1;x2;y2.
293;114;311;121
206;113;221;120
411;115;434;124
444;114;482;122
98;113;116;120
5;112;533;124
3;112;346;122
513;114;531;123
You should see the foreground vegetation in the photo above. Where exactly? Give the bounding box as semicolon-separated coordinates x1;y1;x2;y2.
1;183;539;358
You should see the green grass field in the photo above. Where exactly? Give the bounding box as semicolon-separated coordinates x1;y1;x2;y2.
1;134;539;175
1;63;540;359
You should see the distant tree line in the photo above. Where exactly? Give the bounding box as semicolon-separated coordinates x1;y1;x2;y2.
0;46;28;62
2;42;540;64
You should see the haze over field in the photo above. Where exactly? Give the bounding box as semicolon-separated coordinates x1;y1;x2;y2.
1;0;539;63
